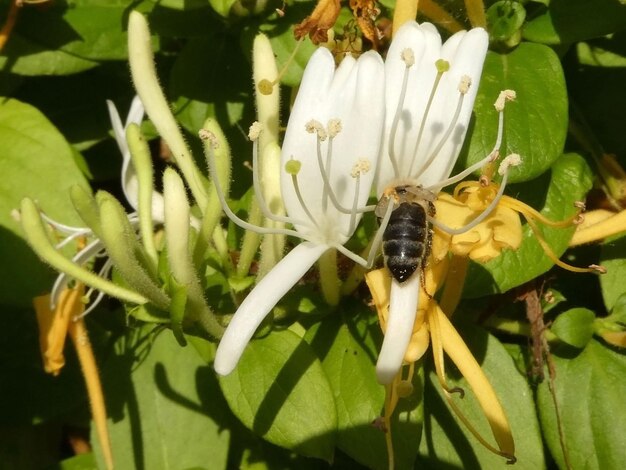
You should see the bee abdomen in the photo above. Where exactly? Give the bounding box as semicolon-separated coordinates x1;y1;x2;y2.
382;203;429;283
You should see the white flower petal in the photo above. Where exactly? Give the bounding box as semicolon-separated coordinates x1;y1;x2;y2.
280;49;385;244
214;242;329;375
377;22;489;191
376;274;421;384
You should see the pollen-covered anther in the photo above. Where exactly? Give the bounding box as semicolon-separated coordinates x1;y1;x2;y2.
351;158;371;178
327;118;342;138
401;48;415;67
248;121;263;141
305;119;327;141
494;89;517;112
458;75;472;95
498;153;522;176
574;200;586;211
198;129;219;149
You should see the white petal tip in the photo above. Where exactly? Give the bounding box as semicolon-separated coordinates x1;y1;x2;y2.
376;361;401;385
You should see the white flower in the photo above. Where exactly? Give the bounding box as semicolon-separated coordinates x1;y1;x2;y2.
375;21;489;384
213;48;386;375
40;98;155;317
107;96;165;222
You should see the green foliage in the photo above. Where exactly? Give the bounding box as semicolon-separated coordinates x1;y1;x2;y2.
537;340;626;470
2;0;625;468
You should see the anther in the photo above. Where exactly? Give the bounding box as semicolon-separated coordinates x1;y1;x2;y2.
285;159;302;175
401;48;415;67
458;75;472;94
479;175;490;187
574;200;586;210
198;129;219;149
305;119;327;141
327;118;342;138
350;158;371;177
494;89;517;112
590;264;607;274
248;121;263;141
498;153;522;175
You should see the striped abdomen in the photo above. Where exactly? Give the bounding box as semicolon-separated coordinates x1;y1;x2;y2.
382;202;431;283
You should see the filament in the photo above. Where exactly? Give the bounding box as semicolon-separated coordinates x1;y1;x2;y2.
388;51;415;178
407;69;446;177
251;132;305;226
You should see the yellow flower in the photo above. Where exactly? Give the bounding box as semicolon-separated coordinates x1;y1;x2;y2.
366;268;516;464
438;185;523;262
34;285;114;470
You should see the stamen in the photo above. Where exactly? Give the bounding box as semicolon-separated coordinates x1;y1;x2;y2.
498;153;522;175
494;89;516;112
426;89;512;193
202;130;309;240
458;75;471;95
407;59;449;177
413;76;466;179
346;159;370;234
287;160;321;230
388;49;416;178
327;118;342;138
248;121;263;140
313;132;375;216
430;158;516;235
401;48;415;67
251;125;304;226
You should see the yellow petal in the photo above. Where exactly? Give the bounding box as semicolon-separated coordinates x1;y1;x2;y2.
570;209;626;246
33;291;78;376
436;305;516;460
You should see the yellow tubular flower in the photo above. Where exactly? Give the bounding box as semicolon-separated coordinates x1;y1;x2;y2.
34;285;114;470
366;267;516;463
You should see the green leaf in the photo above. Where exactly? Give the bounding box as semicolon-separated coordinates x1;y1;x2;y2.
600;235;626;310
305;312;423;470
551;308;596;348
94;329;229;470
418;322;544;469
461;43;568;183
464;153;593;296
537;340;626;469
577;33;626;68
219;329;337;461
57;452;97;470
523;0;626;45
168;35;251;148
0;1;138;75
0;98;89;307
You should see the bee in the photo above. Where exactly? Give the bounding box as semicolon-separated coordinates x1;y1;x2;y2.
375;184;436;283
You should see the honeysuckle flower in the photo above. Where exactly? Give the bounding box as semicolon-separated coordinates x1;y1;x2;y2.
33;283;114;470
366;267;516;464
21;98;155;319
212;47;386;376
375;20;489;385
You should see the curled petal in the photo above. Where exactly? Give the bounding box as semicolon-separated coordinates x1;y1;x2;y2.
436;304;516;460
214;242;329;375
376;274;421;384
